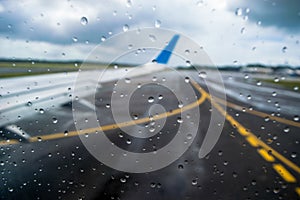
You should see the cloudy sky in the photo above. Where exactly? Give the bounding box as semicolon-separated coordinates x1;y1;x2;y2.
0;0;299;66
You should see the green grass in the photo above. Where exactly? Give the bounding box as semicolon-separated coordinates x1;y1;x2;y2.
0;61;118;78
258;78;300;92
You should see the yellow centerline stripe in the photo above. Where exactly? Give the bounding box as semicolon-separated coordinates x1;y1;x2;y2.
257;148;275;162
296;187;300;196
1;85;208;145
246;135;259;147
215;96;300;128
273;164;297;183
190;80;300;175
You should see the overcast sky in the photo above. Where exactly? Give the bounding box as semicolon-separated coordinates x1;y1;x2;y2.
0;0;299;66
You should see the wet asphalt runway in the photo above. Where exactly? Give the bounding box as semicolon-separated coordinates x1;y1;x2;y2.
0;71;299;199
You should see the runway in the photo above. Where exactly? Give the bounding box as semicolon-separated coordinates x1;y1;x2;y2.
0;70;299;199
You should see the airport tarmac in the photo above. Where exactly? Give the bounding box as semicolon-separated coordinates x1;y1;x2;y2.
0;70;299;199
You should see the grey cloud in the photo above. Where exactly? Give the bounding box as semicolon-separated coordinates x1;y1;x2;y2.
228;0;300;32
0;1;158;45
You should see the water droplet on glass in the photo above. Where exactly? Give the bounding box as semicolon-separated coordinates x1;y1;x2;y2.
293;115;299;121
80;17;88;25
184;77;190;83
120;177;127;183
191;179;198;186
178;101;183;108
125;78;131;83
72;37;78;42
149;34;156;42
282;46;287;53
106;104;111;108
52;118;58;124
240;27;246;34
154;20;161;28
283;127;290;133
177;117;183;123
101;36;106;42
126;139;132;145
148;97;154;103
158;94;163;100
27;101;32;106
199;71;207;78
235;8;243;16
186;60;191;67
291;152;297;158
39;108;45;114
186;134;192;140
123;24;129;32
126;0;132;7
178;164;184;170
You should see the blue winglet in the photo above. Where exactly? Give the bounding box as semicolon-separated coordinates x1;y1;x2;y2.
155;34;180;64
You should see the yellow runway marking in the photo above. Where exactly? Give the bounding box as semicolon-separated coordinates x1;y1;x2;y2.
257;148;275;162
215;97;300;128
190;80;300;175
1;84;208;146
273;164;296;183
296;187;300;196
246;135;259;147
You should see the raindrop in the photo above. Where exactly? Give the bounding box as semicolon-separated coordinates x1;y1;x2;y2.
184;77;190;83
39;108;45;114
178;101;183;108
198;71;207;78
120;177;127;183
126;0;132;7
27;101;32;106
283;127;290;133
72;37;78;42
256;81;262;86
178;164;184;170
186;134;192;140
282;46;287;53
52;118;58;124
126;139;132;145
149;34;156;42
293;115;299;121
235;8;243;16
123;24;129;32
150;182;156;188
125;78;131;83
154;20;161;28
80;17;88;25
158;94;163;100
232;172;238;178
291;152;297;158
196;0;204;6
240;27;246;34
186;60;191;67
177;117;183;123
191;179;198;186
105;104;111;108
148;97;154;103
274;77;279;82
273;188;280;194
101;36;106;42
294;86;299;91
